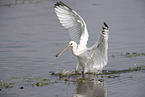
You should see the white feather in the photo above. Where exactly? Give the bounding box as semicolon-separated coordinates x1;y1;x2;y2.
54;2;89;51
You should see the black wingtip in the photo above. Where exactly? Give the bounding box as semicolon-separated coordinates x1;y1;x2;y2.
54;1;72;10
102;22;109;34
54;1;60;8
102;27;106;30
104;22;109;28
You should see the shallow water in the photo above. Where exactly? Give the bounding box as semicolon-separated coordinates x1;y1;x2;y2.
0;0;145;97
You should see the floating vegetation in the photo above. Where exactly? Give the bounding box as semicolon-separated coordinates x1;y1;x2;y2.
49;65;145;84
125;52;145;58
51;65;145;76
0;0;43;7
111;52;145;58
111;55;115;58
0;65;145;91
0;80;14;89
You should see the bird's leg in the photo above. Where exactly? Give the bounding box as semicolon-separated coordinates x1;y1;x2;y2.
81;67;86;75
75;63;79;72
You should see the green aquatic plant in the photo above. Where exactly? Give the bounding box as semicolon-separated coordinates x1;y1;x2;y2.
35;82;45;87
125;52;143;58
107;74;120;78
111;52;145;58
111;55;115;58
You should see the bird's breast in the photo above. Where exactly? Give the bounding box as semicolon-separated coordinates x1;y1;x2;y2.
77;51;91;66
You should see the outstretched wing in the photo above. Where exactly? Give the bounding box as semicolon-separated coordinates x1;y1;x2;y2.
54;1;89;50
87;22;109;69
91;22;109;51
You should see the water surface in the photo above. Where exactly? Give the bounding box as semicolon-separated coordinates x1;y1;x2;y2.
0;0;145;97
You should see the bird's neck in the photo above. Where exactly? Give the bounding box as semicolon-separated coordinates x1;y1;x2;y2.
71;45;77;56
72;45;85;56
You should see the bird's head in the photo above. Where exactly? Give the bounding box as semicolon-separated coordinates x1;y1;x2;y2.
56;41;77;57
69;41;77;47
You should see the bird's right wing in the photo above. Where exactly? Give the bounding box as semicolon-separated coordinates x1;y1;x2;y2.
54;1;89;50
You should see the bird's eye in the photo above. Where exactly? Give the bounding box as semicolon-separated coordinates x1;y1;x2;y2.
71;43;73;45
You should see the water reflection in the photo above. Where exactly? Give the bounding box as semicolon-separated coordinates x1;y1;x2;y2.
73;75;107;97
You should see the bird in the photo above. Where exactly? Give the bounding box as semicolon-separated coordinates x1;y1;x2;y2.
54;1;109;73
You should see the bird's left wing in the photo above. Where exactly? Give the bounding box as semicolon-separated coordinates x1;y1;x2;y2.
87;22;109;69
91;22;109;51
54;1;89;50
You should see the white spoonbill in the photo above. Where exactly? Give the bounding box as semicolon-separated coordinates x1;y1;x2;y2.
54;1;109;73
